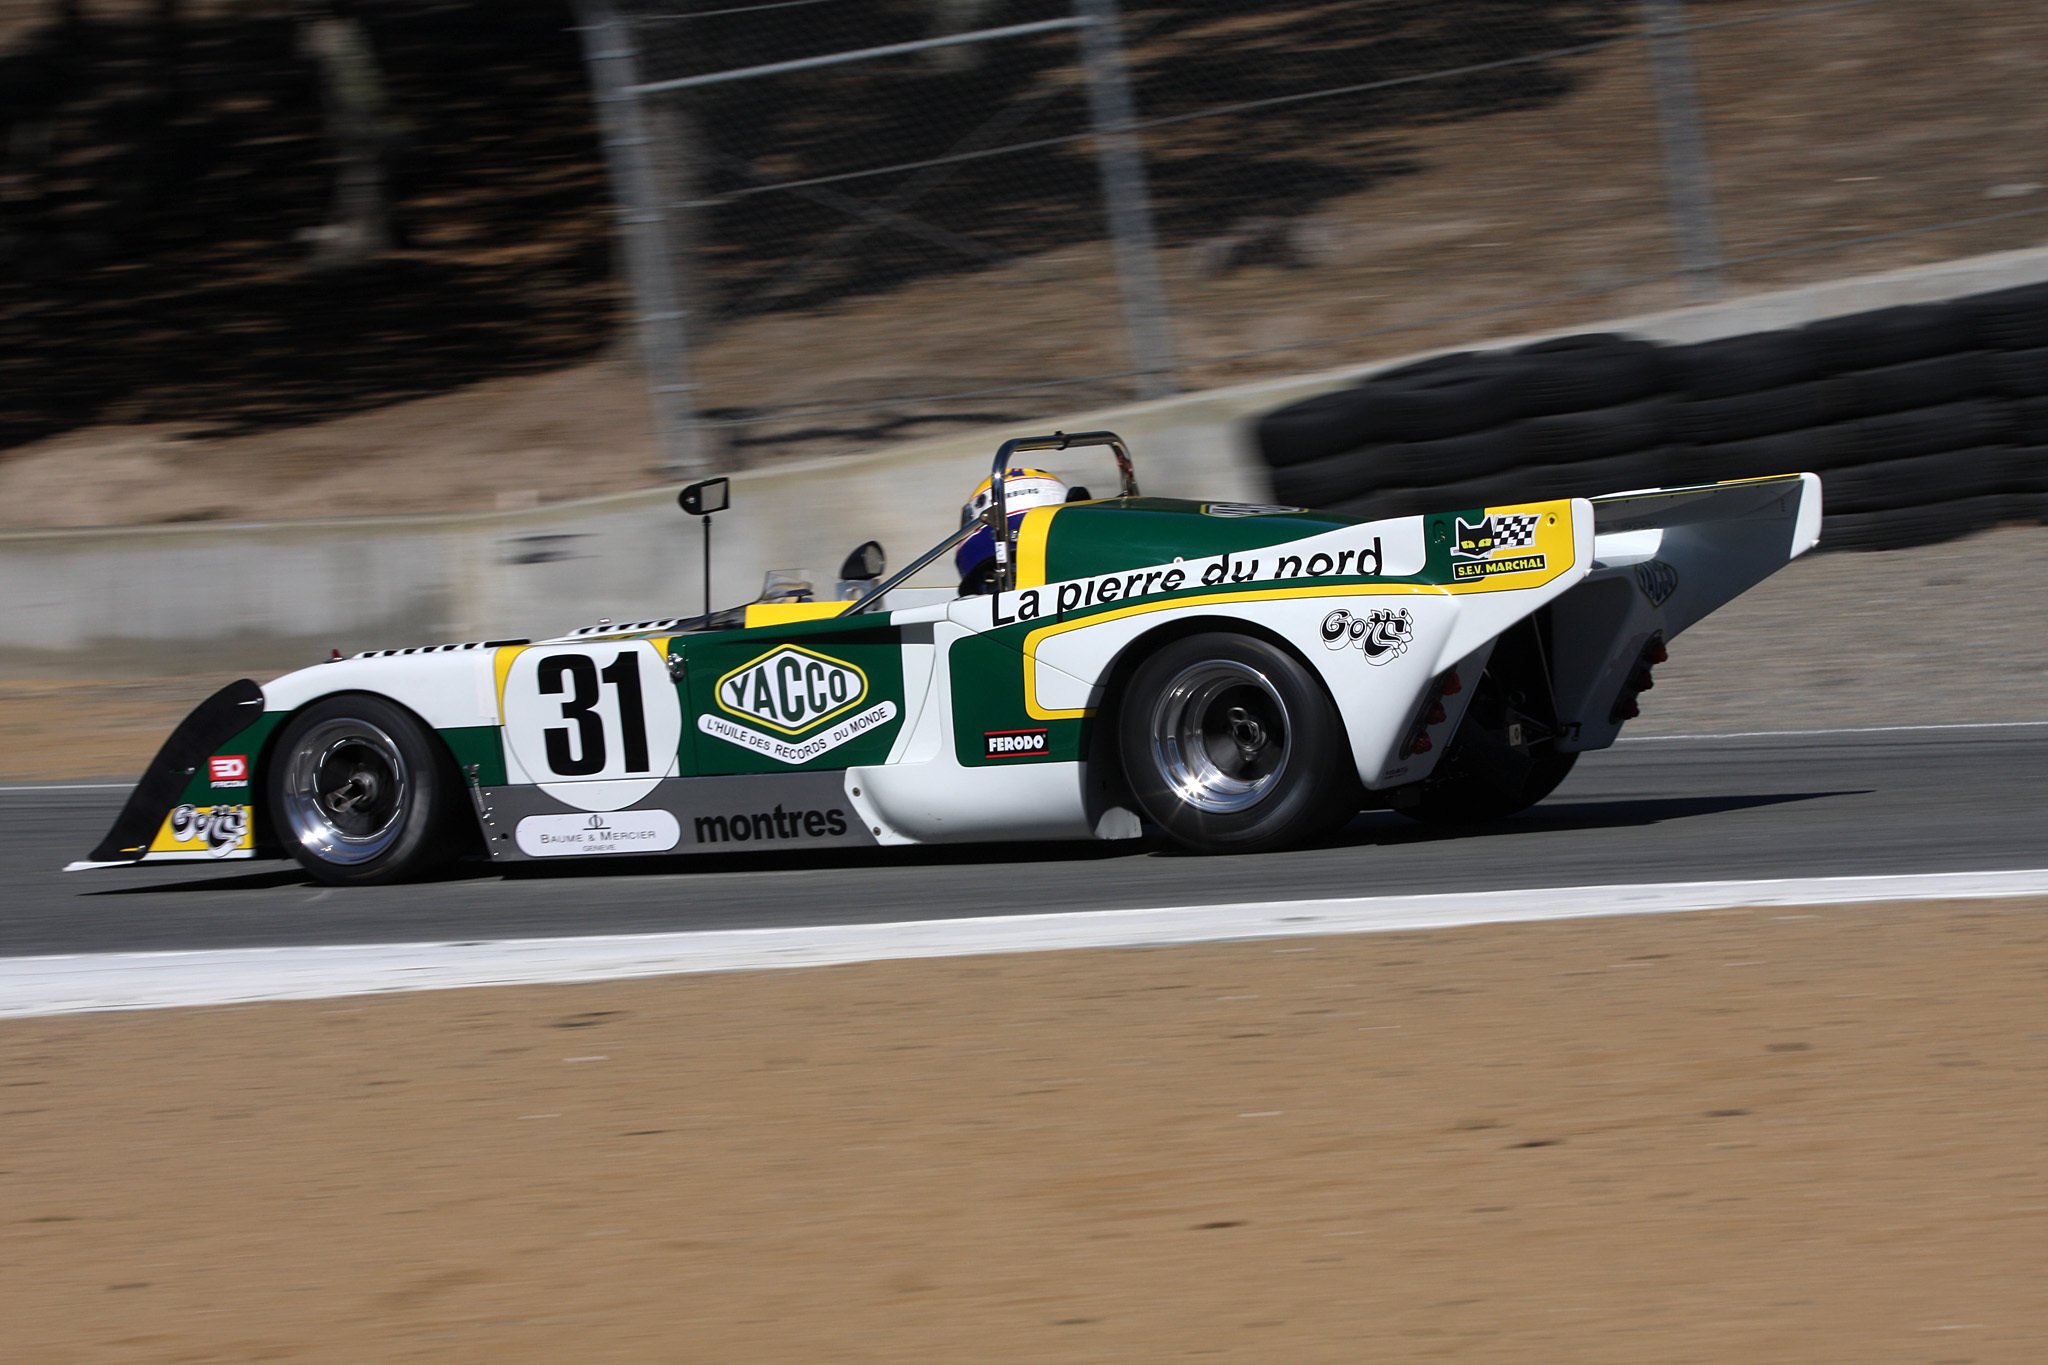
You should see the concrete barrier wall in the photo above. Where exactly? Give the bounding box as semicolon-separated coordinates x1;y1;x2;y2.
6;244;2047;674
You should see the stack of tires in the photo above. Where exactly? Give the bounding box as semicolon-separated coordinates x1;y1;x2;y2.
1253;281;2048;552
1257;334;1673;521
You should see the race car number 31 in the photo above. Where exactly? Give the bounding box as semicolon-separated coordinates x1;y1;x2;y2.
502;642;683;783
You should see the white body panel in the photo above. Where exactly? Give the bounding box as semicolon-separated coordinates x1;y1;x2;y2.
216;476;1814;860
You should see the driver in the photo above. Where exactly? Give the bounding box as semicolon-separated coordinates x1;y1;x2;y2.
955;467;1085;594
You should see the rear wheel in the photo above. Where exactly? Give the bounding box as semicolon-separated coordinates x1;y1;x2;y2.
269;694;465;885
1118;633;1356;854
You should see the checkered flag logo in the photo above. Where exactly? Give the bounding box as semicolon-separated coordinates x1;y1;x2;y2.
1492;514;1540;550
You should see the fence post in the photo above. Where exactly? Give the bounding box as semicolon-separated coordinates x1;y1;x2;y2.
1074;0;1177;400
574;0;705;477
1641;0;1723;300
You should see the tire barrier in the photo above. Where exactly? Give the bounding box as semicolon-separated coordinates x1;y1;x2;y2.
1990;347;2048;397
1520;397;1670;462
1252;281;2048;554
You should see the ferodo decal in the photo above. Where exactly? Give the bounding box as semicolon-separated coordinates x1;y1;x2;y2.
150;803;253;858
208;755;249;787
984;727;1050;758
1450;513;1545;580
1320;607;1414;665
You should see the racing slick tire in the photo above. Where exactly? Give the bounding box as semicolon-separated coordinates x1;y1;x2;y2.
268;693;468;886
1119;633;1357;855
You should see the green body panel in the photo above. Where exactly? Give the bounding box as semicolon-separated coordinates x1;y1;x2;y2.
678;615;908;775
172;711;284;809
439;725;508;787
163;713;499;853
1039;499;1364;582
948;631;1087;767
1041;498;1507;590
949;498;1515;766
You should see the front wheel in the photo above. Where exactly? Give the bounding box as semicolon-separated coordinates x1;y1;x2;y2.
268;694;466;885
1118;633;1357;854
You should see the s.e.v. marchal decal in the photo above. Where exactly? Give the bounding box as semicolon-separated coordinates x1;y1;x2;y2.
1321;606;1414;665
1450;513;1546;581
702;644;896;765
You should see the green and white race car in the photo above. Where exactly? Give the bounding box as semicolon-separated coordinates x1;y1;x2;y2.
71;430;1820;885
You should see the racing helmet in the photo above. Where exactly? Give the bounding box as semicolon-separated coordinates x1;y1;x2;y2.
955;467;1068;590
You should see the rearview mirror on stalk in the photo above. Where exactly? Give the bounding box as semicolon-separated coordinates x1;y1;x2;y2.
678;477;729;516
678;477;731;618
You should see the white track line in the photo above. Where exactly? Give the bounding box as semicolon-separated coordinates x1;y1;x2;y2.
1620;720;2048;742
5;869;2046;1018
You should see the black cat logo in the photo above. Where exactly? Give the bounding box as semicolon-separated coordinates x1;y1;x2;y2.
1453;515;1495;559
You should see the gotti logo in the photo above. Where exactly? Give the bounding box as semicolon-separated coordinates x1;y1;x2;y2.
715;646;868;736
984;728;1049;758
165;803;250;857
1321;607;1414;666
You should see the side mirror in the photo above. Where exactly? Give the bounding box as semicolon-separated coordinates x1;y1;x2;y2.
838;540;886;581
678;477;729;516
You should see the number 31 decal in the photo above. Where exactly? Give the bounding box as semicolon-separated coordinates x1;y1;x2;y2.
502;642;683;785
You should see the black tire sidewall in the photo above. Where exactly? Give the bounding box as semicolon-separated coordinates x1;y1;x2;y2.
1117;633;1355;854
268;693;460;886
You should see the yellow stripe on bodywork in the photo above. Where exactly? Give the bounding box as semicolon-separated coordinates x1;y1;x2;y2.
1013;504;1063;590
743;601;849;628
1019;582;1446;721
1447;503;1575;595
1015;499;1581;719
493;644;524;723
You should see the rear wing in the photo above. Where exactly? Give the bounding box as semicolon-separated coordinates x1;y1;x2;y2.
1548;473;1820;752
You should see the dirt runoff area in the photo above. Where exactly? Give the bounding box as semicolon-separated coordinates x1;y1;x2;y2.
4;898;2046;1363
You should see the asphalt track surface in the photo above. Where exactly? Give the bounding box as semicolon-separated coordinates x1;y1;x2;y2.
5;724;2045;959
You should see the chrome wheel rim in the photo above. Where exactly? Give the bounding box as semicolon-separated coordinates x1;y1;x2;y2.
280;718;409;865
1148;659;1291;814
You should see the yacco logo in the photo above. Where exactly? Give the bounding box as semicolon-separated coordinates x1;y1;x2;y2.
715;646;868;736
984;728;1049;758
208;755;249;786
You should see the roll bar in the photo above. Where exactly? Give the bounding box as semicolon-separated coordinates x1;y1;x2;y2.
839;430;1139;615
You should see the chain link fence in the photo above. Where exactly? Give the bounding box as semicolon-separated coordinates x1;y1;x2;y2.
578;0;2048;476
